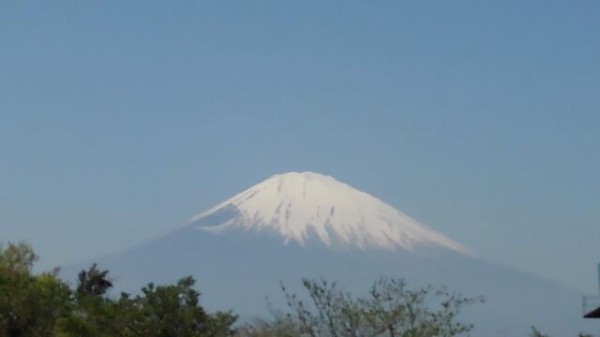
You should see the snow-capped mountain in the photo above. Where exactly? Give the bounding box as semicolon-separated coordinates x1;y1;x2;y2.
190;172;470;255
64;172;595;337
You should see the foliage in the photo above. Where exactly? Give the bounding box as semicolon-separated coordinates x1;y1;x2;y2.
0;242;38;273
243;277;483;337
76;263;113;297
0;242;70;337
1;242;515;337
116;276;237;337
0;242;237;337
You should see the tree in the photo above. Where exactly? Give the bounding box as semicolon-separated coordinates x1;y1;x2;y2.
0;242;37;273
117;276;237;337
249;277;482;337
76;263;113;297
0;242;237;337
58;264;122;337
62;268;237;337
0;242;70;337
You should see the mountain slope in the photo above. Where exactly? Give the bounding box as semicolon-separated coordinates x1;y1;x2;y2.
190;172;470;254
63;172;594;337
83;227;593;337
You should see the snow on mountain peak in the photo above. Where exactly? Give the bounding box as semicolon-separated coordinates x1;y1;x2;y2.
189;172;472;255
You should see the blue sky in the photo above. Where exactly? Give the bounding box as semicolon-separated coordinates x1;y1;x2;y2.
1;1;599;293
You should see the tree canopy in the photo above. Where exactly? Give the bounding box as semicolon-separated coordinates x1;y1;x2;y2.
237;278;482;337
1;242;488;337
0;242;237;337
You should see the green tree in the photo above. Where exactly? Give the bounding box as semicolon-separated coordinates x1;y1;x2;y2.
118;276;237;337
0;242;37;273
249;277;482;337
1;243;238;337
58;264;122;337
61;268;237;337
76;263;113;297
0;242;70;337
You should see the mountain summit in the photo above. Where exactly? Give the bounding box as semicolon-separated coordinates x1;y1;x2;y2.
70;172;593;337
189;172;471;255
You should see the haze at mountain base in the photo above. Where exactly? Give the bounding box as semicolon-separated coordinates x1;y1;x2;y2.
63;172;595;337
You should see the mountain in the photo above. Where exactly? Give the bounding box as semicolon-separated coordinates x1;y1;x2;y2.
66;172;595;337
190;172;470;254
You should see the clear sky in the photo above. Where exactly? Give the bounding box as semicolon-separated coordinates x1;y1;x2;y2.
1;1;599;293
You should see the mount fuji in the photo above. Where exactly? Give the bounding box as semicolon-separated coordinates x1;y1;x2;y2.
69;172;595;336
191;172;470;254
